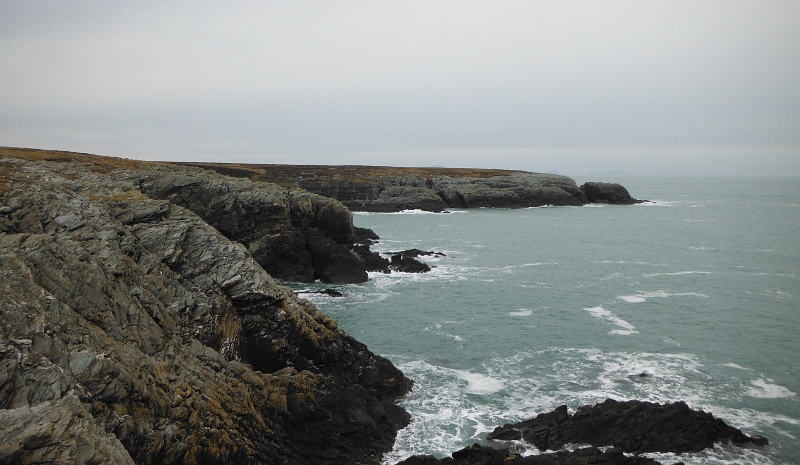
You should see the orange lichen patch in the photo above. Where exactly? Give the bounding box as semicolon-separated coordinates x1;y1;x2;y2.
0;166;15;192
88;190;151;203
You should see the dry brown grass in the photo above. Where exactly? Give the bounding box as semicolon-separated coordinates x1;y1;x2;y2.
1;147;521;186
182;162;521;184
0;146;164;173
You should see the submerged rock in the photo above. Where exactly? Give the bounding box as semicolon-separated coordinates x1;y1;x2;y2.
0;152;412;465
487;399;768;454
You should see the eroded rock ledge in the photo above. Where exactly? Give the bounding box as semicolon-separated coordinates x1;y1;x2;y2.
179;163;642;212
0;149;412;465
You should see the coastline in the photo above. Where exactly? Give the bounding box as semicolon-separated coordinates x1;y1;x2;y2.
0;148;776;465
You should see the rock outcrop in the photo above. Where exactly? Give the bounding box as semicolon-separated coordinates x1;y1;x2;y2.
126;165;370;284
182;164;593;212
579;182;642;205
0;151;412;465
487;399;767;454
400;400;767;465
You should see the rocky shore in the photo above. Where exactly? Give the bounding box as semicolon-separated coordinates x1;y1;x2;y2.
1;147;660;465
400;399;768;465
180;163;642;212
0;148;412;464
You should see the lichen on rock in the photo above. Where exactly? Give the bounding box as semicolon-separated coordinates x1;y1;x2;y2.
0;151;411;465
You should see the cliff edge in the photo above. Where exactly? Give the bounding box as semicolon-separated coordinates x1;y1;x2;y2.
0;148;412;465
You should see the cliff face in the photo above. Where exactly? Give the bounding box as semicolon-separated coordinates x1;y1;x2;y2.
183;164;591;212
0;152;411;464
127;166;367;283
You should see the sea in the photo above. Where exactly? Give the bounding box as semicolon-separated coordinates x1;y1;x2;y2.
290;177;800;465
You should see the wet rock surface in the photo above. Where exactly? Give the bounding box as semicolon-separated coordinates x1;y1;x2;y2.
579;182;643;205
0;151;412;465
396;443;663;465
400;399;767;465
488;399;767;455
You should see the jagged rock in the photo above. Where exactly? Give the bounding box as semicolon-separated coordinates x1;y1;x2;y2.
127;164;368;284
396;443;663;465
354;226;380;244
352;244;391;273
579;182;642;205
304;228;367;284
384;249;446;258
390;254;431;273
487;399;768;454
0;153;411;465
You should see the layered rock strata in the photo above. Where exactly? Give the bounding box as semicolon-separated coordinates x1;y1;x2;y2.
0;153;411;465
183;164;594;212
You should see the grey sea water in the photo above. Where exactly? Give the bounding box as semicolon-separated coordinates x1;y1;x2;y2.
292;177;800;465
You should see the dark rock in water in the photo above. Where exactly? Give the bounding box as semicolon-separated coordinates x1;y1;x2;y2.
297;288;344;297
397;443;662;465
320;288;343;297
354;226;380;244
351;244;391;273
384;248;446;258
580;182;643;205
390;254;432;273
0;152;412;465
487;399;768;455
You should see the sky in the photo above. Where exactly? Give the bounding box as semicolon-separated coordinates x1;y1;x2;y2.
2;1;799;176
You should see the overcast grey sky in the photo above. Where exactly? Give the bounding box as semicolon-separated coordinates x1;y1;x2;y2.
2;1;799;176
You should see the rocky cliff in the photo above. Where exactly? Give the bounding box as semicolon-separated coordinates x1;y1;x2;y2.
181;164;601;212
0;149;412;465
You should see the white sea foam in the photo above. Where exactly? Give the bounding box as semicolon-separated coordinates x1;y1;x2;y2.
508;309;533;316
635;199;676;207
643;270;711;277
456;370;506;395
617;290;709;303
383;349;794;465
745;379;797;399
585;306;638;335
722;363;751;370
